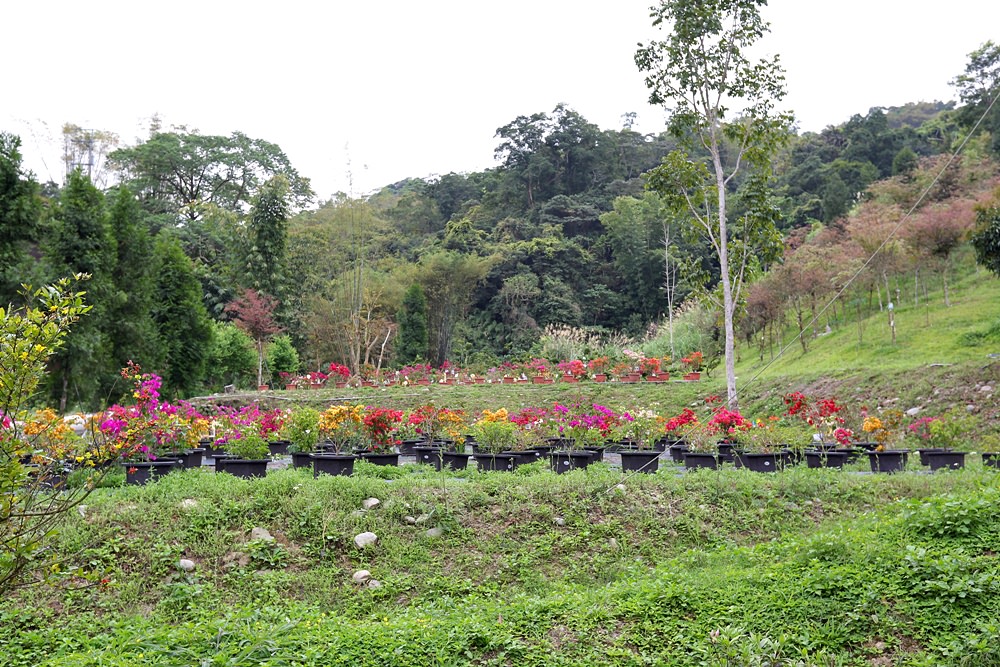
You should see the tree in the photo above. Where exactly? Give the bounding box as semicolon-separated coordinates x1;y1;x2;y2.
108;129;313;223
636;0;792;409
44;170;115;410
951;41;1000;157
225;289;282;388
1;276;93;593
396;283;429;364
266;335;300;387
0;133;41;306
106;186;161;391
243;175;290;299
970;192;1000;279
152;233;214;397
204;321;256;390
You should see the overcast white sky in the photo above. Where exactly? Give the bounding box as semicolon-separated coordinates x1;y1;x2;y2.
3;0;997;202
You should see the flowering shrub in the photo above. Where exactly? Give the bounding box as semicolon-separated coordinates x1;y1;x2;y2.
587;357;609;374
99;363;208;462
525;358;549;377
318;404;365;453
664;408;697;433
328;363;351;379
862;409;904;451
639;357;662;376
407;405;467;442
784;392;846;442
708;407;749;439
361;407;404;452
681;351;703;371
557;359;586;376
471;408;517;453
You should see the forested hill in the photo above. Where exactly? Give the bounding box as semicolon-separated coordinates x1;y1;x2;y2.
2;47;999;410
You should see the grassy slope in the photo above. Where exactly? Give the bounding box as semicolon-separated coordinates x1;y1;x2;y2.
3;465;1000;666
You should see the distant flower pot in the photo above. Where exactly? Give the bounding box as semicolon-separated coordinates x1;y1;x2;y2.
268;440;290;456
335;381;348;388
360;452;399;466
619;373;641;383
983;452;1000;469
257;384;269;391
532;376;553;384
561;374;579;383
309;382;324;390
291;452;313;468
413;446;443;471
646;373;670;382
683;372;701;381
285;384;298;391
592;374;608;383
805;449;850;469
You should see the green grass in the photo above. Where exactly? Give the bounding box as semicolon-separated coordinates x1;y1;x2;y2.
4;463;1000;665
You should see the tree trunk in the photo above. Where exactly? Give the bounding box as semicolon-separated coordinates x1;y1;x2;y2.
712;149;738;411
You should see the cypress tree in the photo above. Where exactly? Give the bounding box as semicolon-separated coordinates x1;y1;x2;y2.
396;283;429;364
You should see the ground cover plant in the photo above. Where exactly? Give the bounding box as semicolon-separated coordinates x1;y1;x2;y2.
3;446;1000;666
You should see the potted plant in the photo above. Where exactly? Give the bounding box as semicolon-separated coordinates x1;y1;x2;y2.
681;351;703;380
359;407;403;465
315;404;363;476
923;410;975;470
557;359;585;382
738;419;795;472
677;421;720;470
662;408;697;462
471;409;518;472
616;408;665;473
223;432;270;478
281;407;321;468
328;362;352;388
862;409;908;473
100;364;188;484
526;358;552;384
587;356;609;382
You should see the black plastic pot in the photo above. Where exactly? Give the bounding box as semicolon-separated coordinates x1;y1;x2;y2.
740;452;786;473
917;447;949;466
268;440;290;456
442;451;471;470
223;459;269;479
805;450;850;469
926;450;966;471
669;443;689;463
474;453;515;472
868;450;909;473
311;453;355;477
360;453;400;467
290;451;313;468
983;452;1000;469
413;446;443;471
683;452;718;470
123;460;179;485
619;450;660;473
549;450;592;474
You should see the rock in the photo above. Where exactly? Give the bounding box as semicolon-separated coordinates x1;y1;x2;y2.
608;538;618;549
404;515;417;525
77;505;87;518
362;497;381;510
352;570;371;584
366;579;382;589
415;513;431;525
178;499;198;510
251;527;274;542
981;385;993;393
968;404;978;413
425;527;443;538
905;407;921;417
354;531;378;549
614;484;627;495
178;559;196;572
553;517;566;527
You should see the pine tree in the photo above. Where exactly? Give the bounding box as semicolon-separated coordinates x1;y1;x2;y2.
152;233;214;397
396;283;429;364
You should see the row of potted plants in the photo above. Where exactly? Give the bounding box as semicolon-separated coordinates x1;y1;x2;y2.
10;368;995;484
263;353;707;390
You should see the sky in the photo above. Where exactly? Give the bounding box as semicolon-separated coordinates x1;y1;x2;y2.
3;0;998;202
